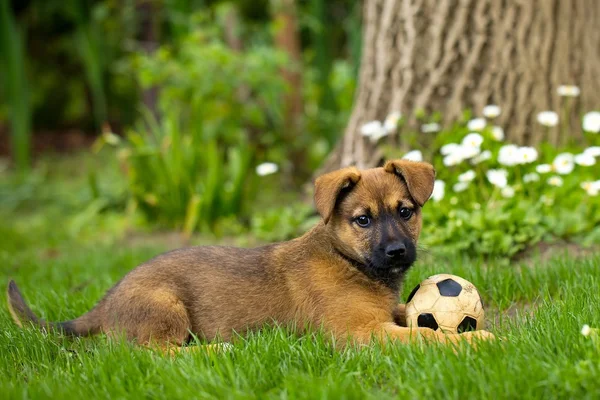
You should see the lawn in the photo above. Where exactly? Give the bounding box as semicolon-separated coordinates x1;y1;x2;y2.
1;155;599;399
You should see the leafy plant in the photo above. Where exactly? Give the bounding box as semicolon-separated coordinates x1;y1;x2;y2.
250;203;318;242
70;0;109;130
105;20;288;233
373;104;600;258
0;0;31;171
116;112;254;235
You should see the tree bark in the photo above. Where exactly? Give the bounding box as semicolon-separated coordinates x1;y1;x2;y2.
272;0;308;180
137;0;160;121
273;0;303;130
325;0;600;171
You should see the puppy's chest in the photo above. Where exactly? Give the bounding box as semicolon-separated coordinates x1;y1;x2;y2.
292;260;397;320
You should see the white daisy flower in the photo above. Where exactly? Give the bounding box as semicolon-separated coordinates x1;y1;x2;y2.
583;111;600;133
523;173;540;183
402;150;423;162
498;144;520;166
552;153;575;175
360;120;389;142
491;126;505;141
486;169;508;188
370;131;389;142
453;182;469;193
360;120;384;137
536;164;552;174
421;123;441;133
383;112;402;133
574;153;596;167
460;145;481;159
537;111;559;127
583;146;600;157
430;180;445;202
516;146;538;164
467;118;486;131
540;195;553;206
581;181;600;196
547;176;564;187
483;105;501;118
443;153;463;167
501;186;515;198
471;150;492;165
442;144;481;166
458;170;476;183
462;133;484;149
256;162;278;176
440;143;460;156
581;324;592;336
557;85;580;97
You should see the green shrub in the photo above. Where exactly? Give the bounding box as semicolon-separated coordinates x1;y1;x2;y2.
0;0;31;171
104;20;289;233
250;203;319;242
252;108;600;259
376;109;600;258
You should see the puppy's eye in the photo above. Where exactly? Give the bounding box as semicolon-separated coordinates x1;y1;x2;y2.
399;207;413;220
355;215;371;227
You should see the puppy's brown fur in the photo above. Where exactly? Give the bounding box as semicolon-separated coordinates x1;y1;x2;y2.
7;160;493;349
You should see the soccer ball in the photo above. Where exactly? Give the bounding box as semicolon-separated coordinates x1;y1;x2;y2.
404;274;485;334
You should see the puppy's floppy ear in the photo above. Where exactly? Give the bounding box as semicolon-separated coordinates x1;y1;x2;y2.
384;159;436;207
314;167;361;224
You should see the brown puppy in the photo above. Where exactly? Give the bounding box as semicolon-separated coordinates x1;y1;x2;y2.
7;160;493;349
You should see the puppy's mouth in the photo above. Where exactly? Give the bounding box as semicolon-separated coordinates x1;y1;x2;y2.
334;248;414;291
363;255;415;275
371;260;414;274
354;258;414;291
388;263;413;274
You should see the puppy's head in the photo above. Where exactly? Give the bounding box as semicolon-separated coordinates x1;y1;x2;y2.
314;160;435;286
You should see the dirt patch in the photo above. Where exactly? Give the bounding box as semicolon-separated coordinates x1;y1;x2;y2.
0;127;96;159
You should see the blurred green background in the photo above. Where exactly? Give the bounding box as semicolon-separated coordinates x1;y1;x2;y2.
0;0;359;169
1;0;599;257
0;0;360;239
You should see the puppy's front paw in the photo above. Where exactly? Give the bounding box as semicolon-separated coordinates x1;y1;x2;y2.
459;329;495;342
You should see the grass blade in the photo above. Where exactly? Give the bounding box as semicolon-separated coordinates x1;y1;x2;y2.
0;0;31;172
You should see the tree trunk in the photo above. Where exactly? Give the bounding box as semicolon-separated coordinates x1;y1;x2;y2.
272;0;308;180
138;0;160;121
325;0;600;171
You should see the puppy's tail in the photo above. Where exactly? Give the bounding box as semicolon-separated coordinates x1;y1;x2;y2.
7;280;101;337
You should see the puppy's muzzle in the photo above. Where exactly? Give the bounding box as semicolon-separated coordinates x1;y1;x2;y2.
384;242;407;259
376;239;416;271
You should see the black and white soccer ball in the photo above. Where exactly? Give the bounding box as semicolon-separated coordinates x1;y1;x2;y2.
405;274;485;334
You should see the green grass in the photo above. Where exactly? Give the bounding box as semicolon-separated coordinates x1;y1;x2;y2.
1;242;600;399
1;154;600;399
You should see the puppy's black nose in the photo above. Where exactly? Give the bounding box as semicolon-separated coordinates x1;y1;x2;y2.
385;242;406;258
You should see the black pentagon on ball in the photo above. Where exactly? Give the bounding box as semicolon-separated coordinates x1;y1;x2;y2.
406;284;420;303
436;278;463;297
417;313;439;331
457;316;477;333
